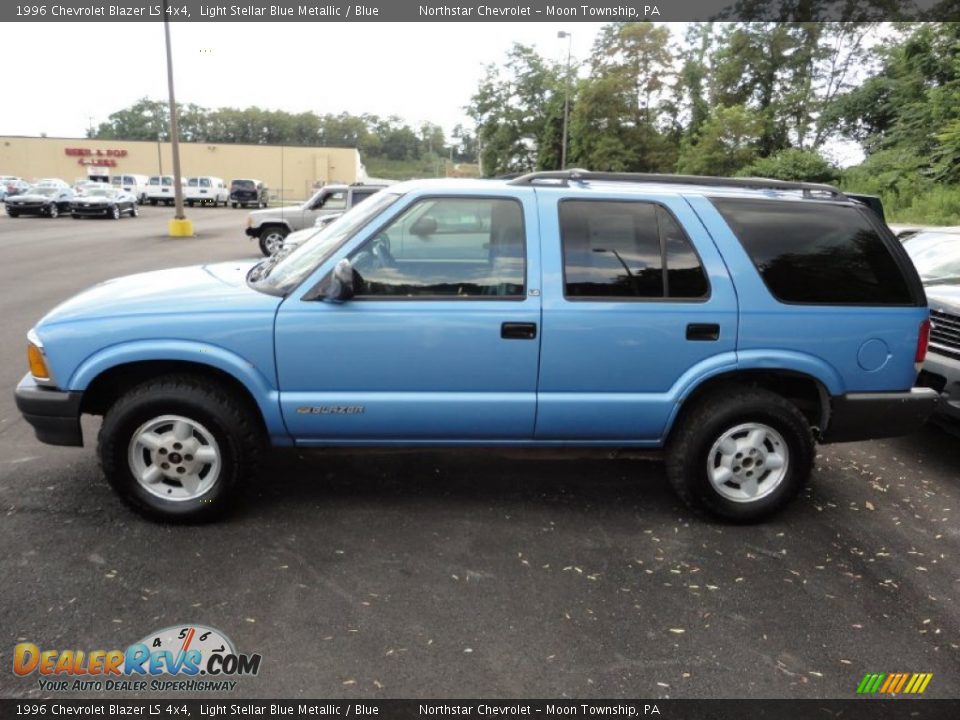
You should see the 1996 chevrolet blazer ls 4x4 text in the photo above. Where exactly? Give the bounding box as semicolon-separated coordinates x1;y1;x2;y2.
14;171;939;522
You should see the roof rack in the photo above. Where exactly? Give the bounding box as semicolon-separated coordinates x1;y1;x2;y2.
506;169;848;199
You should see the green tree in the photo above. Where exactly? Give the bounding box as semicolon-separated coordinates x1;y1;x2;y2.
737;148;840;182
676;105;763;176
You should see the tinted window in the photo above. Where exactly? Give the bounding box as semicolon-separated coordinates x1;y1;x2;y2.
349;197;525;299
232;180;254;190
561;200;708;299
712;199;912;304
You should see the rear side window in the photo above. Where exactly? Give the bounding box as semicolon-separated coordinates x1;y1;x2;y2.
711;199;912;305
560;200;708;300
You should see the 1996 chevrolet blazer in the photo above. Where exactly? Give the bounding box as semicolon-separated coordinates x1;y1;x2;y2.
15;171;938;522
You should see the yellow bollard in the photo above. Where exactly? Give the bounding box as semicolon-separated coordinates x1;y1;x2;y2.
168;218;194;237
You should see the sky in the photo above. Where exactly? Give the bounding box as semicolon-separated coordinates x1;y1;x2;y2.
1;22;607;138
1;21;867;166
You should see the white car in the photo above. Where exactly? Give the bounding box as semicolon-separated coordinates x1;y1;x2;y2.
111;174;150;204
185;176;229;207
144;175;187;206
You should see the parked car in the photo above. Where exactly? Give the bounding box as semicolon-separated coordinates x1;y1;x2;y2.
144;175;185;206
70;186;138;219
185;176;229;207
904;229;960;432
229;179;268;209
14;171;937;523
33;178;70;189
111;174;150;204
4;185;74;218
246;183;386;255
0;175;21;200
73;181;111;197
3;177;31;199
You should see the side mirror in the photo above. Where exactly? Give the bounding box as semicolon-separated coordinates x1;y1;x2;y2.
411;216;438;237
325;258;355;302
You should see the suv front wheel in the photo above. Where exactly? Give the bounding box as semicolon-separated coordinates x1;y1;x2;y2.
666;387;814;522
98;376;263;522
258;226;288;256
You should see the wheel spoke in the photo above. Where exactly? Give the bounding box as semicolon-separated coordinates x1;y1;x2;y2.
194;446;218;465
711;466;734;486
740;476;759;497
765;453;785;470
746;429;766;450
172;420;192;441
718;436;738;456
179;473;201;496
137;432;163;451
140;465;164;485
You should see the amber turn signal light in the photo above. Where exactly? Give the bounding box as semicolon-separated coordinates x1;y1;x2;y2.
27;343;50;380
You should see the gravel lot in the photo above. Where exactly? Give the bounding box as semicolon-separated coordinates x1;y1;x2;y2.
0;206;957;699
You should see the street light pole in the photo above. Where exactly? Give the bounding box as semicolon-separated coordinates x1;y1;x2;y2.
558;31;573;170
162;0;192;236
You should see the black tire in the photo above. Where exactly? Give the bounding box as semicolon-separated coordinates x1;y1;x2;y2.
150;199;158;206
665;386;814;523
98;376;264;523
187;200;194;208
7;209;18;218
48;203;59;218
258;226;288;256
111;205;121;220
130;203;139;217
231;202;238;209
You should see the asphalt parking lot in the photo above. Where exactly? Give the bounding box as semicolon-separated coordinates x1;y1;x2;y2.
0;205;957;700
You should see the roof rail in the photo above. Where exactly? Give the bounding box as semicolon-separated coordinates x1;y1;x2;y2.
506;169;847;199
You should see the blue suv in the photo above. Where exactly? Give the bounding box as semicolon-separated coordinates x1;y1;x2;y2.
14;171;938;523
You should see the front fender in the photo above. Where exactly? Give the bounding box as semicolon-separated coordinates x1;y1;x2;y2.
69;340;287;442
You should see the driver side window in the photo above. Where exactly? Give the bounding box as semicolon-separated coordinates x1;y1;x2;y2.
348;197;526;299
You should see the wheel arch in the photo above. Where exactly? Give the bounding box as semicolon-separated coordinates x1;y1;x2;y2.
73;347;287;444
667;369;831;443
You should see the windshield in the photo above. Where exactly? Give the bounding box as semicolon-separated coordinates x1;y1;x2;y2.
232;180;255;190
85;188;115;198
904;232;960;283
250;191;401;295
33;187;57;197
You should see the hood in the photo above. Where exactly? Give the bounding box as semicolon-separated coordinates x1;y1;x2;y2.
73;196;114;205
39;261;281;326
925;283;960;313
8;193;53;202
249;204;304;222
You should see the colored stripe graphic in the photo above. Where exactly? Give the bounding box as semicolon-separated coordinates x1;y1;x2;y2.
857;672;932;694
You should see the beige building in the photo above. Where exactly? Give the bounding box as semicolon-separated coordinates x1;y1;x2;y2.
0;136;363;201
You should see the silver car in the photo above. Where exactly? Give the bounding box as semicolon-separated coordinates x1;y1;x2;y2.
904;229;960;431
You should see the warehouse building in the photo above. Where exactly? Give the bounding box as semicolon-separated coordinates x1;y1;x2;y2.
0;136;364;201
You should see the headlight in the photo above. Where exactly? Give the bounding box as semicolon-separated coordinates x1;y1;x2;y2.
26;329;53;383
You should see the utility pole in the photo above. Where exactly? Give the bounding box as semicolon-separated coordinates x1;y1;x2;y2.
163;0;192;237
558;31;573;170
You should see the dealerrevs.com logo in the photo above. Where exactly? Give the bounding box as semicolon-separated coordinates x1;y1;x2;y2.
13;624;261;692
857;672;933;695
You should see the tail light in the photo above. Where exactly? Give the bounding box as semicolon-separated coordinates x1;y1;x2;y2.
915;317;931;368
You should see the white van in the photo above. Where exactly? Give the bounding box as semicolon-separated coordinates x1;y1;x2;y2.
111;174;150;204
144;175;186;206
185;176;228;207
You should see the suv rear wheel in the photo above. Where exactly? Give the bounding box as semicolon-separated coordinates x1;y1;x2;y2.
258;226;288;256
666;387;814;522
98;376;264;523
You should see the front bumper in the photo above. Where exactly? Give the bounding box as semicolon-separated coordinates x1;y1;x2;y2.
820;387;939;443
918;349;960;426
14;374;83;447
7;203;47;214
71;205;111;217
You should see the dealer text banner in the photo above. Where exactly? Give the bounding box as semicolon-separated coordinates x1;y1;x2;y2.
0;0;952;23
